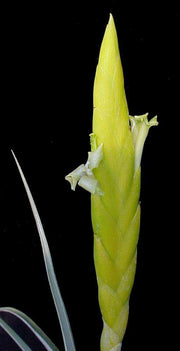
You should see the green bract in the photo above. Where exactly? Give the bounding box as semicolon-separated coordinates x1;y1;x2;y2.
66;14;158;351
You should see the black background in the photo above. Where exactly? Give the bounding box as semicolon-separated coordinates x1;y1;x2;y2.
0;1;179;350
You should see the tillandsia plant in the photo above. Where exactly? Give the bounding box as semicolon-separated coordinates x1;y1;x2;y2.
0;13;157;351
65;14;158;351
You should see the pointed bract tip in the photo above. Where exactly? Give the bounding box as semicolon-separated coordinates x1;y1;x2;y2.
109;13;113;22
107;13;115;28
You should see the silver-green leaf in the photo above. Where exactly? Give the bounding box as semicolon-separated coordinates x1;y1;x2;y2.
11;150;76;351
0;307;59;351
0;317;32;351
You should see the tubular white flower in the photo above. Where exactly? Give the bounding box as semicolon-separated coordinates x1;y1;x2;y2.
130;113;158;171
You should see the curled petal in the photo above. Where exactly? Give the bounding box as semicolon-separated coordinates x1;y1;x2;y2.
65;142;104;195
65;164;86;191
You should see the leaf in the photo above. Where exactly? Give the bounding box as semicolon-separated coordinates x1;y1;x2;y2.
0;317;32;351
11;150;76;351
0;307;59;351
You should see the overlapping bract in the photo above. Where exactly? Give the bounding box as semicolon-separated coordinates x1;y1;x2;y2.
91;15;157;351
65;14;157;351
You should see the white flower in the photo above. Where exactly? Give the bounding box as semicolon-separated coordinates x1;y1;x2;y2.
65;143;104;195
130;113;158;171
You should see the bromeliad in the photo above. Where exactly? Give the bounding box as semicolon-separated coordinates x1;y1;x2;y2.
0;13;157;351
66;14;158;351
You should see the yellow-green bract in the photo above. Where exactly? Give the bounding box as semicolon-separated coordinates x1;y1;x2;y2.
91;14;157;351
66;14;157;351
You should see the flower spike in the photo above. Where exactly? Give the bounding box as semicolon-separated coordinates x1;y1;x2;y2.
66;13;157;351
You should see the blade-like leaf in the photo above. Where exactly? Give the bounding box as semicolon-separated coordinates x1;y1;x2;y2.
11;150;76;351
0;317;32;351
0;307;59;351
